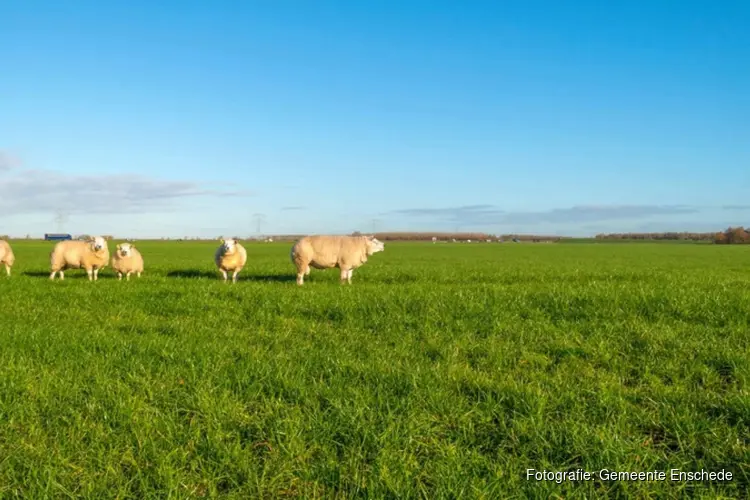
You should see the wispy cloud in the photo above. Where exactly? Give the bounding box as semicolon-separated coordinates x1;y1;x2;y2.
0;160;253;216
0;150;23;172
387;204;505;225
504;205;700;224
280;205;306;211
633;221;727;233
388;204;701;227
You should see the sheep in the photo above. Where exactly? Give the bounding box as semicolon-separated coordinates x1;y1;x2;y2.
290;234;385;285
111;242;144;281
49;236;110;281
214;238;247;283
0;240;15;277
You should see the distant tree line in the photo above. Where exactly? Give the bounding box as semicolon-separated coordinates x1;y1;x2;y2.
16;229;749;244
498;234;564;242
594;232;716;241
595;227;750;244
713;226;750;244
351;231;564;242
363;232;494;241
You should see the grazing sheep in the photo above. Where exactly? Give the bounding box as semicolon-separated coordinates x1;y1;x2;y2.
0;240;15;277
290;234;385;285
214;238;247;283
49;236;110;281
111;242;144;281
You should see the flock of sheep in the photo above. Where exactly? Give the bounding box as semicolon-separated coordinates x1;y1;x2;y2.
0;234;386;285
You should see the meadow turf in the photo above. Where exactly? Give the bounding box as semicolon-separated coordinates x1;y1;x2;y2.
0;239;748;498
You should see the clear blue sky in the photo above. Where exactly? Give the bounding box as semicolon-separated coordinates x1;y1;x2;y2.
1;0;748;237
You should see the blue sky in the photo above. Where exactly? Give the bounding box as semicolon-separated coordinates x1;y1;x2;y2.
1;0;748;238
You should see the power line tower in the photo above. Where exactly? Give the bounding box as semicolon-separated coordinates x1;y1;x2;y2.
252;213;266;237
54;210;69;233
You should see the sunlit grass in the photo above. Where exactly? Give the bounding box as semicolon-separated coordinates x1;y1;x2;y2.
0;240;747;497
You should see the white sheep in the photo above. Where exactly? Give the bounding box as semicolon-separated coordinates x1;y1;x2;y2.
214;238;247;283
49;236;110;281
111;242;144;280
0;240;15;277
290;234;385;285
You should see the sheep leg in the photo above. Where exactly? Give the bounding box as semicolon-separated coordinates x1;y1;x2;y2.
94;268;100;281
347;269;354;284
340;268;349;285
232;270;240;283
117;272;123;280
126;272;131;281
220;269;228;282
137;272;141;278
296;262;311;285
87;269;94;281
4;264;10;277
50;271;57;280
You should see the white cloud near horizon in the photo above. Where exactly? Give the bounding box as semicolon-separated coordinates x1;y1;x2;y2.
0;161;253;217
0;150;23;172
385;204;746;227
3;150;748;238
377;203;750;236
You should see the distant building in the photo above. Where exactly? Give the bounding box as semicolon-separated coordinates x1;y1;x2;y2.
44;233;72;241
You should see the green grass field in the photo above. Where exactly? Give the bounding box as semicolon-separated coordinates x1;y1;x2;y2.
0;240;748;498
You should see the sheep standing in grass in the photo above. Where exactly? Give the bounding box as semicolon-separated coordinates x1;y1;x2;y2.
290;235;385;285
0;240;15;277
214;238;247;283
111;242;144;280
49;236;109;281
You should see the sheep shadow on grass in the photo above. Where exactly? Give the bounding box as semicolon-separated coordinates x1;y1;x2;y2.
166;270;218;279
22;271;51;278
22;270;112;280
166;270;297;283
243;274;297;283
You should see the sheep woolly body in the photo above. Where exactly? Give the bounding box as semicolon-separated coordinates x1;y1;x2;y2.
214;239;247;283
49;237;110;281
291;235;385;285
111;243;144;280
0;240;15;277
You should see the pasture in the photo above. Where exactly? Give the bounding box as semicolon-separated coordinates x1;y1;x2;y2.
0;239;748;498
